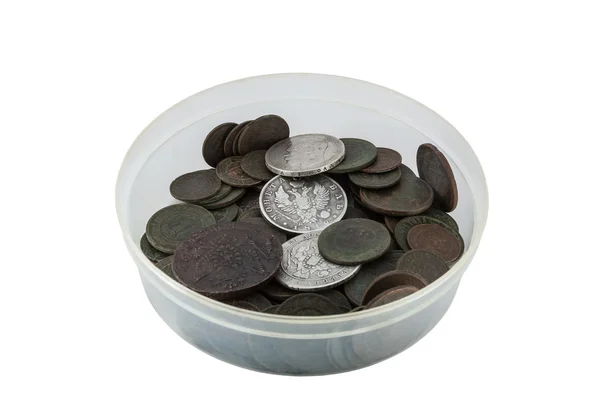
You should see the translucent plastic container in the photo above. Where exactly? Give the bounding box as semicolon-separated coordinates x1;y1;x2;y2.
115;73;489;375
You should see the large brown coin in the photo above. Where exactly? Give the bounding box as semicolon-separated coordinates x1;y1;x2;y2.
328;138;377;174
348;168;401;189
417;143;458;212
243;217;287;244
240;150;275;181
366;286;419;309
202;122;237;167
224;120;252;157
237;115;290;155
275;294;343;316
361;148;402;173
261;280;298;302
359;174;433;216
395;250;449;284
216;156;262;188
201;187;246;210
394;215;454;251
169;169;222;203
172;222;283;300
407;224;463;263
361;271;427;305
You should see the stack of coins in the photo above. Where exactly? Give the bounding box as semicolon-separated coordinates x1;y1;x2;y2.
140;115;464;315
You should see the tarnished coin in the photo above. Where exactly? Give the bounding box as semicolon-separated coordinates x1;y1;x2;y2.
265;134;345;177
383;216;400;233
328;138;377;174
320;290;352;311
262;305;280;314
236;191;260;213
396;250;449;284
169;169;222;203
394;215;453;251
318;219;391;265
224;120;252;157
240;150;275;181
232;121;252;156
202;122;237;167
275;232;361;291
155;255;174;277
237;208;263;221
244;217;287;244
197;183;232;205
172;222;283;300
343;251;405;306
237;114;290;155
235;292;272;311
349;306;366;313
399;163;417;177
422;207;459;232
348;168;401;189
140;233;169;263
216;156;262;188
261;280;298;302
361;148;402;174
211;204;238;224
366;286;419;309
407;224;464;263
231;301;260;312
361;271;427;305
260;174;347;234
275;294;343;316
201;187;246;210
417;143;458;212
146;204;216;253
343;207;369;220
359;174;434;216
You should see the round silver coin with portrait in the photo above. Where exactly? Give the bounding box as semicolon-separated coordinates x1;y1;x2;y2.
265;134;345;177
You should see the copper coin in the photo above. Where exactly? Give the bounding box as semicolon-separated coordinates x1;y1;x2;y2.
235;292;272;311
262;305;280;314
366;285;419;309
359;174;433;216
210;204;239;224
394;215;452;251
320;290;352;311
196;183;232;205
328;138;377;174
422;207;460;232
243;217;287;244
261;280;298;302
155;255;174;278
361;270;427;306
417;143;458;212
407;224;464;263
348;167;401;189
275;293;343;316
361;148;402;173
232;121;251;156
169;169;222;203
216;156;262;188
395;250;449;284
202;122;237;167
383;216;400;233
201;187;246;210
224;120;252;157
241;149;276;181
236;191;260;213
236;208;263;221
140;233;169;263
399;163;417;177
237;115;290;155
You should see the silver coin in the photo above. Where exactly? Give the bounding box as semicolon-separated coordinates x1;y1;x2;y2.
260;174;348;234
276;231;361;291
265;134;345;177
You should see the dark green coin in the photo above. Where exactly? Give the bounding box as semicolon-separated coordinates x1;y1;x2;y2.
422;207;459;232
196;183;232;205
146;203;216;253
237;115;290;156
395;250;449;284
384;216;400;233
235;292;272;311
244;217;287;244
366;285;419;309
155;255;174;278
394;215;454;251
140;233;169;263
216;156;262;188
201;187;246;210
361;270;427;306
359;174;433;216
224;120;252;157
343;207;369;220
202;122;237;167
262;305;280;314
211;204;239;224
417;143;458;212
231;301;260;312
236;208;263;221
275;294;343;316
236;191;260;213
348;168;401;189
240;150;275;181
328;138;377;174
320;290;352;311
169;169;222;203
318;219;391;265
261;280;298;302
343;250;405;306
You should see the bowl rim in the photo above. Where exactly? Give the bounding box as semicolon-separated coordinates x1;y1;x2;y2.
115;72;489;326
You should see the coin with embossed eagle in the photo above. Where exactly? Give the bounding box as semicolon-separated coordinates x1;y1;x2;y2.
259;175;347;234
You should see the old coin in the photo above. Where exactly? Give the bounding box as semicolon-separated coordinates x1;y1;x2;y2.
399;163;417;177
394;215;454;251
361;271;427;305
265;134;345;177
320;290;352;311
407;224;463;263
196;183;232;205
260;174;347;234
349;306;366;313
236;292;272;311
155;255;175;278
395;250;449;284
417;143;458;212
343;250;405;306
146;204;216;253
231;301;260;312
383;216;400;233
261;280;298;302
224;120;252;157
243;217;287;244
318;219;391;265
422;207;459;232
216;156;262;188
236;190;260;213
240;150;275;181
232;121;252;156
202;122;237;167
211;204;239;224
140;233;169;263
169;169;222;203
237;114;290;155
328;138;377;174
343;207;369;220
172;222;283;300
359;174;434;216
361;147;402;174
276;231;361;291
237;208;263;221
262;305;280;314
348;167;401;189
366;286;419;309
275;294;343;316
201;187;246;210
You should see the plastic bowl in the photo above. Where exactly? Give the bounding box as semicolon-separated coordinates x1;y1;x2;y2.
115;73;488;375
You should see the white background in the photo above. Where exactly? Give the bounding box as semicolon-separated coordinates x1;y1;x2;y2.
1;1;599;399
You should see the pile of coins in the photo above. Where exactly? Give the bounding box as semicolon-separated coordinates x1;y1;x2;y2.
141;114;464;316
